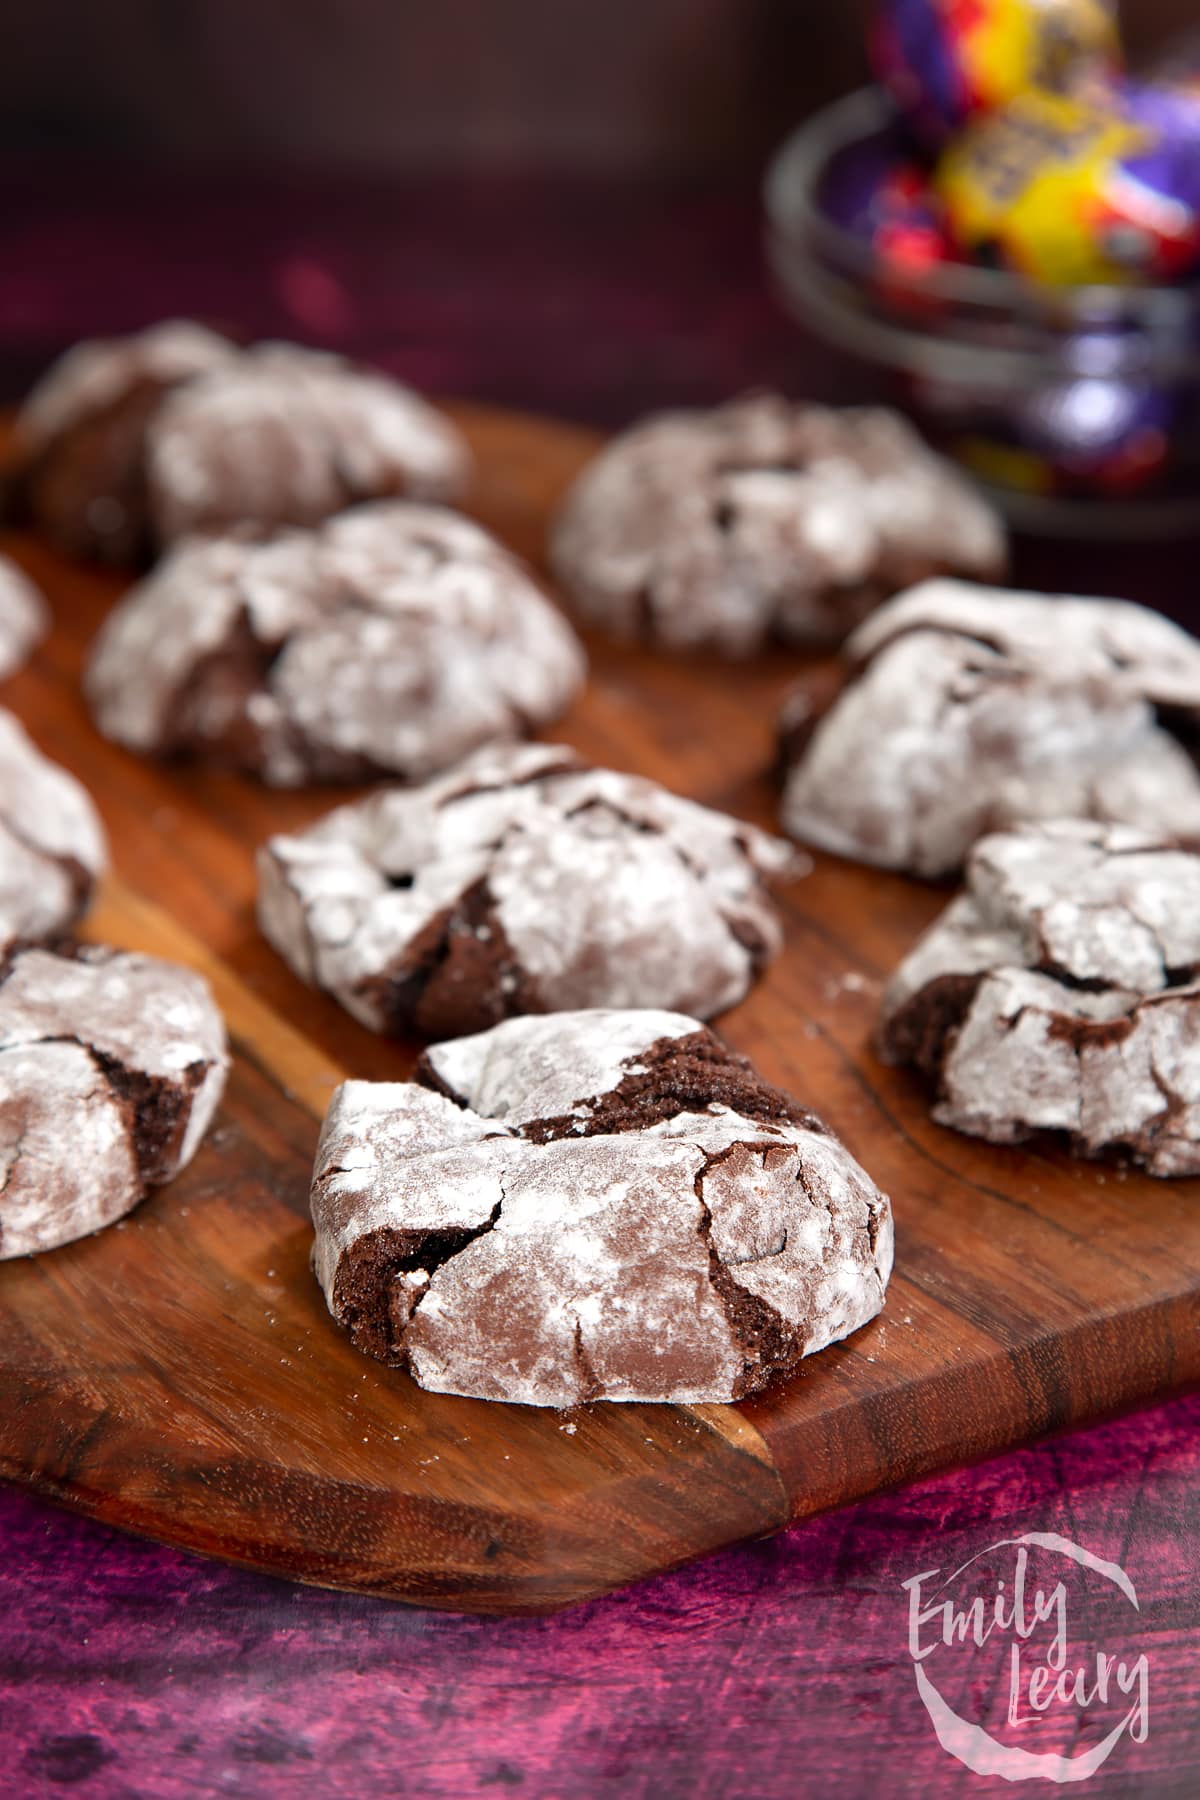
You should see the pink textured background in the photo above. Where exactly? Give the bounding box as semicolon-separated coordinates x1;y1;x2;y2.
1;165;1198;1798
3;1397;1198;1797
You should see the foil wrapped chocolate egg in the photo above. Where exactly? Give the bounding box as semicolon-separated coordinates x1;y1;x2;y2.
937;88;1200;284
821;130;955;290
871;0;1121;146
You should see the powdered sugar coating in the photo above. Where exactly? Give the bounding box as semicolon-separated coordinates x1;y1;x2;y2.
0;557;48;683
780;579;1200;878
423;1007;701;1126
7;322;240;563
0;946;228;1258
0;709;106;955
0;1041;140;1258
85;504;586;786
257;743;802;1035
310;1010;892;1405
147;342;469;542
878;820;1200;1176
13;322;235;456
550;396;1006;656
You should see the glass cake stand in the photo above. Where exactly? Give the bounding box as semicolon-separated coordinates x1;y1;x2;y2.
765;88;1200;539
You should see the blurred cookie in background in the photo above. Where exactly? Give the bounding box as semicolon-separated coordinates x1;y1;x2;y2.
86;502;585;786
551;394;1006;657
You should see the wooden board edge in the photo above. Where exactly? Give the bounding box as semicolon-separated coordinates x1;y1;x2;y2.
0;1397;794;1615
758;1291;1200;1523
681;1403;779;1470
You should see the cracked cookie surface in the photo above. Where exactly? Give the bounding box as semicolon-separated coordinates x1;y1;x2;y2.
85;504;586;786
779;579;1200;878
258;742;802;1037
878;819;1200;1176
5;320;237;563
0;945;228;1258
0;708;106;957
550;394;1006;656
146;341;470;543
310;1009;892;1405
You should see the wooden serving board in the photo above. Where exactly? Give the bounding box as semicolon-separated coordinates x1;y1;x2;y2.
1;403;1198;1615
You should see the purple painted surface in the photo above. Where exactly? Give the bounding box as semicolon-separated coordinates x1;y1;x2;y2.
3;1399;1198;1798
2;164;1199;1798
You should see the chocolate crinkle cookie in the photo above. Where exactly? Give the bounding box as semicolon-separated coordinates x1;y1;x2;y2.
878;820;1200;1177
145;341;470;543
5;324;469;563
549;394;1006;655
310;1009;892;1405
0;945;228;1258
258;742;802;1038
779;579;1200;879
4;320;238;563
0;708;106;956
85;503;586;786
0;555;48;682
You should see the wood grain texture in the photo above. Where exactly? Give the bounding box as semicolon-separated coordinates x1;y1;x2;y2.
0;402;1198;1614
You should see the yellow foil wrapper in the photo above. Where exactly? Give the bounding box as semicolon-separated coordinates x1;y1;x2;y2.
936;89;1154;284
